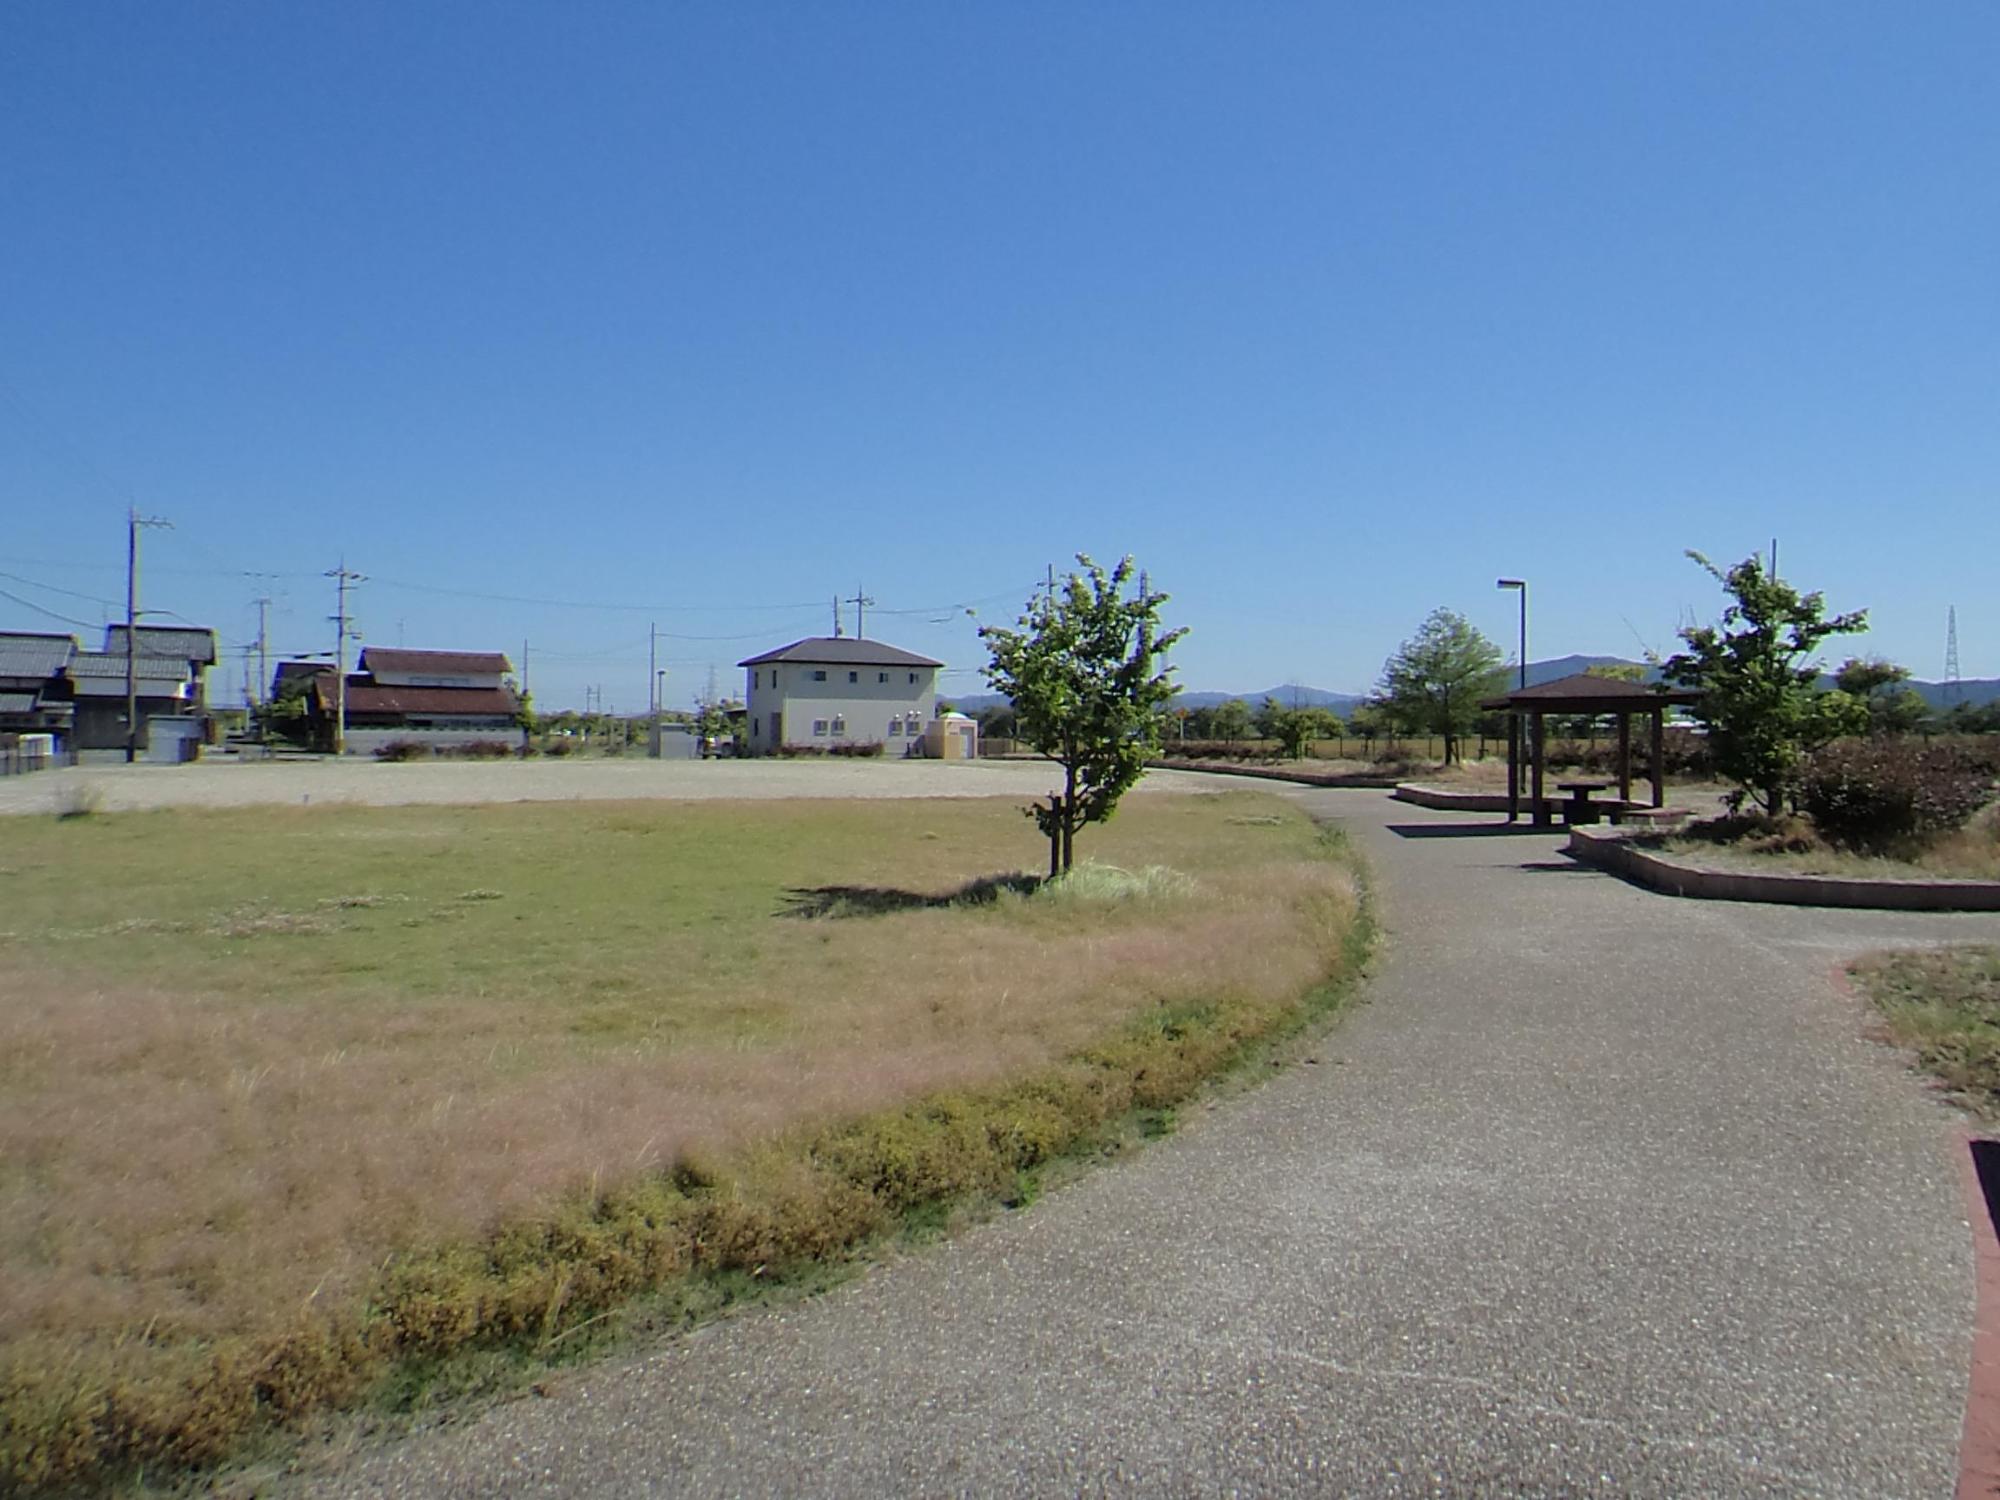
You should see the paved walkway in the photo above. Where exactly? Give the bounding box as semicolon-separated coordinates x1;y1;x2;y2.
302;788;1988;1497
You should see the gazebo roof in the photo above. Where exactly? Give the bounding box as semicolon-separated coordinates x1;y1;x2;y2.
1480;672;1699;714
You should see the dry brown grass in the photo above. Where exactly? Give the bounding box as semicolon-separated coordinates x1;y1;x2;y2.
0;791;1363;1492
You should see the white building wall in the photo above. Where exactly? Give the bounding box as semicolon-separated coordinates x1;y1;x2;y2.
743;661;937;753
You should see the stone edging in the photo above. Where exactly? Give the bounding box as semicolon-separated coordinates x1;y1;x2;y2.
1390;783;1559;815
1567;826;2000;912
1146;761;1401;789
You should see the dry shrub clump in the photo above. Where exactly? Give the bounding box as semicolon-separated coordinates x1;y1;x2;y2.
1851;945;2000;1113
0;794;1364;1494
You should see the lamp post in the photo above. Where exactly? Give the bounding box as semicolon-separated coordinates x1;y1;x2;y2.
1495;578;1527;689
1497;578;1528;820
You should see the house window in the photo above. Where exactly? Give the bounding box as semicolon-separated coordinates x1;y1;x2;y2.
887;720;900;736
812;670;827;682
848;671;858;683
831;717;846;735
908;672;917;683
878;672;888;683
812;719;828;736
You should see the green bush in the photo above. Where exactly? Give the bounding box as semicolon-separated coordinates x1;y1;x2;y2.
828;741;885;758
1800;739;1992;853
372;740;429;762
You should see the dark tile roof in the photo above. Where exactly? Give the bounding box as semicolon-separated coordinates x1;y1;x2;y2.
737;637;944;669
0;632;78;679
358;648;513;677
0;690;45;714
103;625;218;665
1480;672;1700;711
66;651;194;681
317;677;520;717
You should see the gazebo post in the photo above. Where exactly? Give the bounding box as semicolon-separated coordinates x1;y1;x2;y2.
1617;712;1632;804
1530;709;1547;826
1506;713;1520;821
1650;707;1665;808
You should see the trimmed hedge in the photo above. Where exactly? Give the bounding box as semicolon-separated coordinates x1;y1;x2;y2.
1800;738;1993;853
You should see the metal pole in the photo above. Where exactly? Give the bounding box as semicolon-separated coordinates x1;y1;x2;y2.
125;509;138;763
1518;584;1528;692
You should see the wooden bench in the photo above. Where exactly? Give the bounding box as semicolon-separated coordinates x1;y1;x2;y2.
1555;780;1613;825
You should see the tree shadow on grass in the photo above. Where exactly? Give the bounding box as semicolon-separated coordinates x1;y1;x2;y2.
779;872;1043;920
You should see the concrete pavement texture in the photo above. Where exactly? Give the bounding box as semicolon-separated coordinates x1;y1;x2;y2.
292;786;1992;1498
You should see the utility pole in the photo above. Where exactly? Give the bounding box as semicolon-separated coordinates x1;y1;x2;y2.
832;596;843;638
520;639;530;697
326;562;364;756
250;596;272;708
124;507;173;762
846;586;875;641
649;623;659;757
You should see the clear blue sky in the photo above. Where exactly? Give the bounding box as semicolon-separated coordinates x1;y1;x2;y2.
3;3;1994;711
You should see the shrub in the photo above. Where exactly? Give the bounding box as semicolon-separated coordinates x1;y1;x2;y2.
449;740;514;760
372;740;429;762
544;737;575;757
828;741;886;758
51;782;103;820
1800;739;1993;853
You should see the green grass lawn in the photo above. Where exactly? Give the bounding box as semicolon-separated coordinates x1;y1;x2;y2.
0;789;1365;1495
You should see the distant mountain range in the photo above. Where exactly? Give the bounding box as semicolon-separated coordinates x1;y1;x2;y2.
949;653;2000;714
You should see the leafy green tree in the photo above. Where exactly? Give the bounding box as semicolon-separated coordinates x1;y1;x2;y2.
1207;697;1253;742
1833;657;1929;735
261;672;316;746
981;555;1187;877
1268;704;1343;759
1661;552;1868;813
1376;608;1508;765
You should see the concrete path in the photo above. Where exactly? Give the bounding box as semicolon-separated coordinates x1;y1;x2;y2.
300;788;1991;1498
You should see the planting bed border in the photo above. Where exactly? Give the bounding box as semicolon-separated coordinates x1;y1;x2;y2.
1391;783;1561;817
1567;826;2000;912
1148;760;1399;789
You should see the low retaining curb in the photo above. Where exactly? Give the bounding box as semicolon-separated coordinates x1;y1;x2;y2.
1391;783;1558;816
1567;826;2000;912
1148;761;1400;789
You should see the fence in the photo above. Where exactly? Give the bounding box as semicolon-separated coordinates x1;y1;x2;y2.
0;741;77;777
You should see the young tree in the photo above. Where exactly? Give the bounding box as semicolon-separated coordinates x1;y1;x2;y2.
1269;704;1343;759
1207;697;1253;743
1376;608;1507;765
1661;552;1868;813
1833;657;1929;736
981;555;1187;877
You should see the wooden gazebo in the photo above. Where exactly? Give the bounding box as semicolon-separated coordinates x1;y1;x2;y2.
1480;673;1701;826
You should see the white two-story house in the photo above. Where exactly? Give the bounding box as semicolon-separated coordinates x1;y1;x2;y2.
738;637;942;755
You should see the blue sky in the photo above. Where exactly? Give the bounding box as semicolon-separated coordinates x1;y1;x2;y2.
2;3;1994;710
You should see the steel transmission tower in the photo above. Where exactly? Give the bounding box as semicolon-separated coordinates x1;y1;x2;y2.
1945;606;1962;704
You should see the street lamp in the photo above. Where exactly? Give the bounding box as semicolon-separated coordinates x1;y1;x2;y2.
1497;578;1529;821
1495;578;1527;689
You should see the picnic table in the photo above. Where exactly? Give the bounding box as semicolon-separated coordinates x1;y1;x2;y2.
1555;780;1613;825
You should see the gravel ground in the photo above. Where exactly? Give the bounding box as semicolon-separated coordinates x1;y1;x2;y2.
286;785;1986;1498
0;755;1219;815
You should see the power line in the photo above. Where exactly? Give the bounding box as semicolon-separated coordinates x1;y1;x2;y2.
0;586;99;629
0;570;121;608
